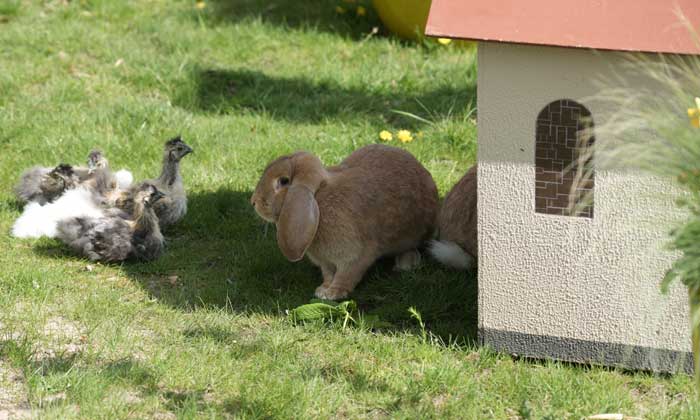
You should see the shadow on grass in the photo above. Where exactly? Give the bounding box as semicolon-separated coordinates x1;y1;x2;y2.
119;187;477;344
32;240;74;260
25;187;476;344
173;68;476;127
199;0;385;41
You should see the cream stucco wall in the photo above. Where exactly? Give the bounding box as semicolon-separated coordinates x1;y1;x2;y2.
477;42;691;367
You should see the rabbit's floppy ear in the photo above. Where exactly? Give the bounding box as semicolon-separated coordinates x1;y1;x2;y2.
276;185;319;261
275;152;326;261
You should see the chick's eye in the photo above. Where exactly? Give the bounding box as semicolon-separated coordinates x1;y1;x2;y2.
279;177;290;187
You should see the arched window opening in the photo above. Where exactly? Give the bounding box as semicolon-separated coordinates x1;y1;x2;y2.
535;99;595;218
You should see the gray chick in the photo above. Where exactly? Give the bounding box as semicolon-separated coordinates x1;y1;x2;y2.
56;183;166;262
116;136;193;227
73;149;110;182
15;164;78;205
15;166;53;204
15;150;109;205
80;150;124;205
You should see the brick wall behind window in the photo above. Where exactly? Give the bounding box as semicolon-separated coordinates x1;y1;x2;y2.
535;99;594;218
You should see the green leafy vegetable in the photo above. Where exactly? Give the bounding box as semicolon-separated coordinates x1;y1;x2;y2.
288;299;391;330
288;302;343;322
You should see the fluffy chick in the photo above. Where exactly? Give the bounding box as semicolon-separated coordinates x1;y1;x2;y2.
39;164;80;203
151;136;193;226
56;183;166;262
71;149;109;181
116;136;192;227
75;150;133;207
11;185;104;239
15;150;112;205
81;151;121;201
15;163;79;205
14;166;51;204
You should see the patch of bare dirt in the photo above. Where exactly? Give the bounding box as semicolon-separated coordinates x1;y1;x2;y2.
152;411;176;420
431;394;449;409
0;321;24;343
32;316;87;362
629;382;688;418
122;390;143;405
0;360;31;419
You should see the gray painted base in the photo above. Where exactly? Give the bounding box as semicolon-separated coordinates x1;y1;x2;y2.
480;328;693;374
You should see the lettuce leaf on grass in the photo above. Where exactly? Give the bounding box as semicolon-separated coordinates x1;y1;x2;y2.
288;302;344;322
288;299;392;329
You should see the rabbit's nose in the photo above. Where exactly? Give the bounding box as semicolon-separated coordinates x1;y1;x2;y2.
250;196;257;207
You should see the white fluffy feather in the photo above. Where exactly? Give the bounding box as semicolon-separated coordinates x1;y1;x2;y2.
429;240;475;270
114;169;133;189
12;187;104;238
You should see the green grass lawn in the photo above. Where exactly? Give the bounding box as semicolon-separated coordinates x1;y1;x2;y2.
0;0;697;418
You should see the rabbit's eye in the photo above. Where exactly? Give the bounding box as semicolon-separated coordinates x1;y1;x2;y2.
279;177;290;187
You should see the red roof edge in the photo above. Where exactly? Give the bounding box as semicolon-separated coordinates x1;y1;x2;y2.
425;0;700;55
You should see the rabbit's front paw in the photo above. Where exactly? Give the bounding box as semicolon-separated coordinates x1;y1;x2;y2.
314;284;329;297
314;285;349;301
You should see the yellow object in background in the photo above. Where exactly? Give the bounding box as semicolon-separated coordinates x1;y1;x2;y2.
371;0;432;41
371;0;475;49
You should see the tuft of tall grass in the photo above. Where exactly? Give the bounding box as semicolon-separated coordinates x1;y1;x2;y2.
591;34;700;385
595;55;700;286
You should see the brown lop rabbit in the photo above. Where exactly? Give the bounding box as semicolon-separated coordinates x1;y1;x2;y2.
429;165;477;270
251;144;439;300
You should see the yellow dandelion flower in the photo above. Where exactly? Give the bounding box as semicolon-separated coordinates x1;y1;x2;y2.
335;6;346;14
688;97;700;128
437;38;452;45
356;6;366;16
195;1;206;9
397;130;413;143
379;130;393;142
